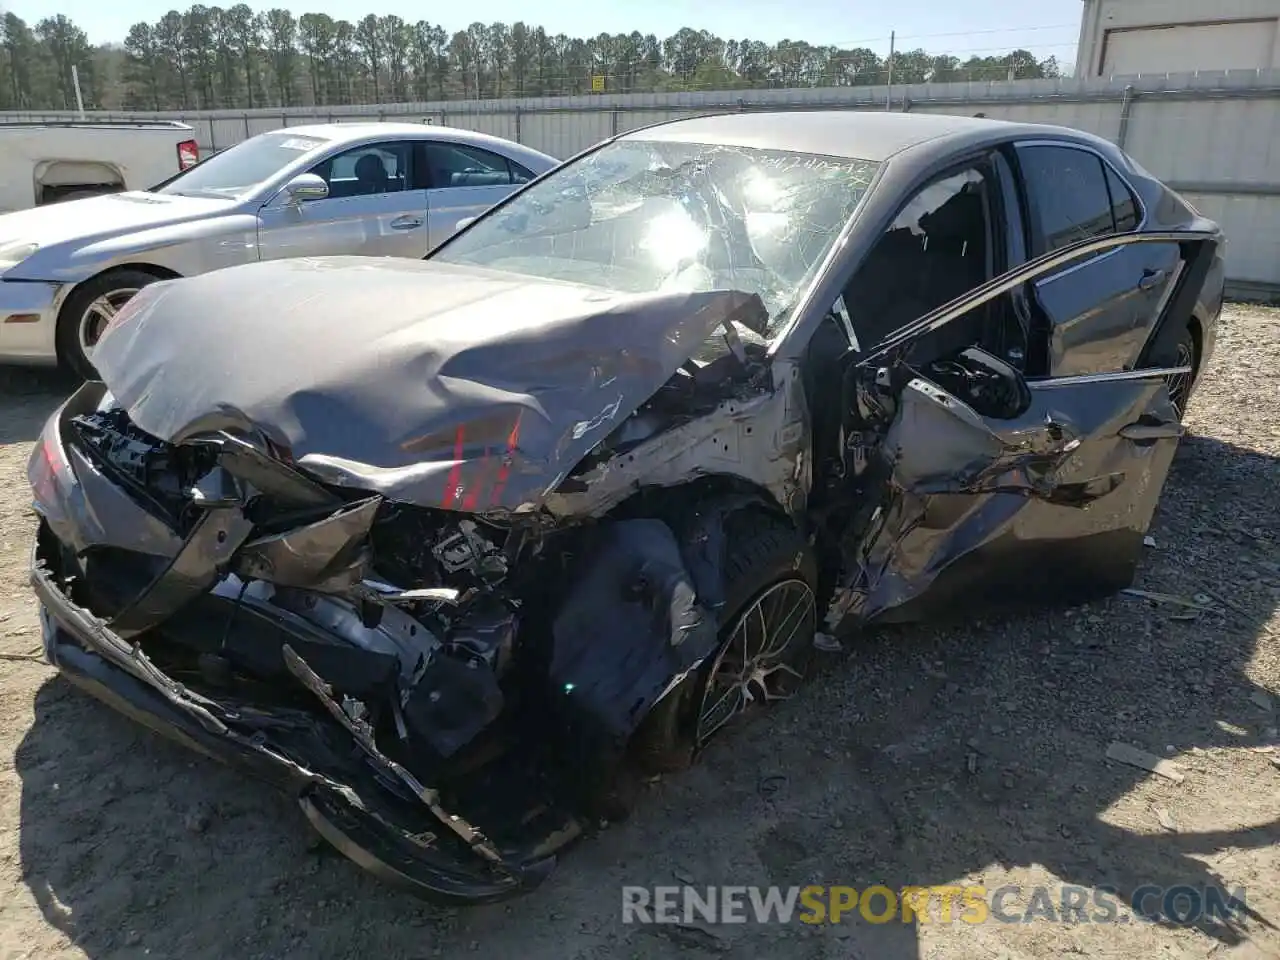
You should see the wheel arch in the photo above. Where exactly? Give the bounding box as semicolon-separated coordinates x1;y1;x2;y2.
620;479;815;773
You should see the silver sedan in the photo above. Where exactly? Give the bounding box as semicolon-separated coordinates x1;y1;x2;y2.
0;122;557;376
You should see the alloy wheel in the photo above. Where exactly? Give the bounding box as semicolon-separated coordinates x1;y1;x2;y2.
78;287;139;360
1166;338;1195;418
695;578;817;745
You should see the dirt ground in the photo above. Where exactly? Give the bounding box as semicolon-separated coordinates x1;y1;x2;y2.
0;304;1278;960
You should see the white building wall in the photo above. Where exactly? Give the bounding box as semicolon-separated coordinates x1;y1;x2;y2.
1077;0;1280;77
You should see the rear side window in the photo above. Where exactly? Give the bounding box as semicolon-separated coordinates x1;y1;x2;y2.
1017;145;1129;253
423;142;516;188
1105;164;1140;231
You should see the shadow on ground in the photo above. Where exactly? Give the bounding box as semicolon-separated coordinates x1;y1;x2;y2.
14;431;1280;959
0;367;76;445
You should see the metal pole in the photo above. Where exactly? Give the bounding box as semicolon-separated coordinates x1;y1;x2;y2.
885;31;895;111
72;65;86;119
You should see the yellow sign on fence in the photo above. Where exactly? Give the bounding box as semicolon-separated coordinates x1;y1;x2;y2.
591;75;605;92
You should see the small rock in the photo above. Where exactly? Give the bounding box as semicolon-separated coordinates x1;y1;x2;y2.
124;931;142;947
1250;690;1273;711
183;804;212;834
1154;807;1178;831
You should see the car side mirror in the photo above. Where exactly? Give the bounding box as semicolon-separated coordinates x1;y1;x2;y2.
283;173;329;203
455;216;476;232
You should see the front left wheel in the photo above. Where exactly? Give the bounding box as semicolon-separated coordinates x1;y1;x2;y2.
631;508;819;775
56;269;161;379
693;511;819;746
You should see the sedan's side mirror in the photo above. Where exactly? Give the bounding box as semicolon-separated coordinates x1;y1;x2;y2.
283;173;329;203
455;216;476;232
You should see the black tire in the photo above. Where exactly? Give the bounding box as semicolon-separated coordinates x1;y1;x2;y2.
1164;325;1198;421
56;269;162;380
632;508;818;772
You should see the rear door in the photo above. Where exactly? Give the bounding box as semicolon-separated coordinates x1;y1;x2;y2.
256;139;430;261
421;141;534;250
1014;142;1183;377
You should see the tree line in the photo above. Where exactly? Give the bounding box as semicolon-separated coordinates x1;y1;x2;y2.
1;8;1063;114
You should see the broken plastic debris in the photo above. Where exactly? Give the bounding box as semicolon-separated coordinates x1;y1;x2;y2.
1250;690;1274;712
1120;588;1215;611
812;632;843;653
1143;535;1157;548
1105;742;1185;783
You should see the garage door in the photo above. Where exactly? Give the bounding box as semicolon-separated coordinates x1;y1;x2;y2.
1102;19;1277;75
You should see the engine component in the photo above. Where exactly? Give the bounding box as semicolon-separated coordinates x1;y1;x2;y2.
401;654;505;759
445;597;517;676
434;519;507;582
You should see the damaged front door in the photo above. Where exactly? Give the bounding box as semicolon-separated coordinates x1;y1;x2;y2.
836;351;1186;629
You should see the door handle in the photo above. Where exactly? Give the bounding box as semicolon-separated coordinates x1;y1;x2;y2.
1137;268;1166;292
390;216;424;230
1119;421;1182;442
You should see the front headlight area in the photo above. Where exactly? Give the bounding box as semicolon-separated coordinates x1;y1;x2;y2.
0;241;39;270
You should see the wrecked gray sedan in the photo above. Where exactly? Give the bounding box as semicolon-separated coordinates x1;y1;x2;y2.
28;112;1223;902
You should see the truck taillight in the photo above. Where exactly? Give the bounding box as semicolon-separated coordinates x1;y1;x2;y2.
177;139;199;170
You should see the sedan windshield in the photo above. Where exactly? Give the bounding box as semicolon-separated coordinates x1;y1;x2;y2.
434;138;879;338
155;132;332;199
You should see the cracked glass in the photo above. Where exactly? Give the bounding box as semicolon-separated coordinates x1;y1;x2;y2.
434;139;879;338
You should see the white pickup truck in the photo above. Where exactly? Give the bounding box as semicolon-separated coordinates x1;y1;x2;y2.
0;120;200;214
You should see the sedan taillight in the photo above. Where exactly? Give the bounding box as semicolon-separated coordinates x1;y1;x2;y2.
177;139;199;170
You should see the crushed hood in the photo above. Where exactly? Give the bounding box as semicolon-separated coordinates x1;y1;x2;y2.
0;191;236;253
93;256;765;512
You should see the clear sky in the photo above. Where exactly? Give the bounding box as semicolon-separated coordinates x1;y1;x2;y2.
12;0;1085;64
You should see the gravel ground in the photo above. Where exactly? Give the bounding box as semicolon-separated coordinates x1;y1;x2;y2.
0;303;1277;960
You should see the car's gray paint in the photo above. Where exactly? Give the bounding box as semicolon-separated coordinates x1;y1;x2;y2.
90;256;766;513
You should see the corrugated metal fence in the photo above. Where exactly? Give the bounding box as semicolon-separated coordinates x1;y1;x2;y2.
6;70;1280;296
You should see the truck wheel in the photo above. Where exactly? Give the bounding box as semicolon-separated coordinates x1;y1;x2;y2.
56;269;161;380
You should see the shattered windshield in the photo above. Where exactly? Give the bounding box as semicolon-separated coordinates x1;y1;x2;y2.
434;138;879;338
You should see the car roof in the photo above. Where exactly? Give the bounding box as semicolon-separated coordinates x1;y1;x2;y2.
272;122;557;163
625;110;1071;163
